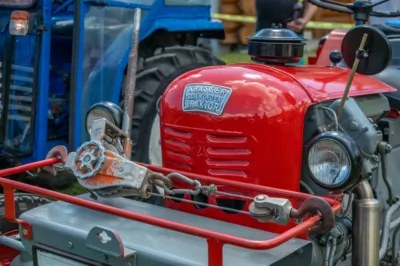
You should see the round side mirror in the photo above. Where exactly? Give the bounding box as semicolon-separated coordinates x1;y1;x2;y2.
341;25;392;75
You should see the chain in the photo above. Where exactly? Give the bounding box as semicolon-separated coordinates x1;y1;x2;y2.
152;172;258;215
162;172;255;200
163;173;202;196
149;192;251;215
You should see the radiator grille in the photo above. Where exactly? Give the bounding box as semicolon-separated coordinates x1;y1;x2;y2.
163;126;193;171
163;125;252;179
205;134;251;179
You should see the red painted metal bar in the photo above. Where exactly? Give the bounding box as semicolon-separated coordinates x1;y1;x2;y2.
0;159;342;266
208;239;223;265
0;158;61;176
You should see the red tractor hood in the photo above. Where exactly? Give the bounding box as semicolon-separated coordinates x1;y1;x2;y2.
238;63;396;102
161;62;395;191
160;61;395;233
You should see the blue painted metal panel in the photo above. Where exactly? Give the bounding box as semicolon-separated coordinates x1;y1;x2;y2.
70;0;88;150
28;0;52;163
0;0;224;161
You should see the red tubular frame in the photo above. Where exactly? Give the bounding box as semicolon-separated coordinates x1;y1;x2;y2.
0;159;342;266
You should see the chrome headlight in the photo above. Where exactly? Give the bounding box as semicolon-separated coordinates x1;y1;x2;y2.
306;131;362;190
85;102;123;134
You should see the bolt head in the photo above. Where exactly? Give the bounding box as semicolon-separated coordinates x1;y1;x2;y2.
256;195;266;201
386;144;392;153
370;155;379;164
297;248;303;254
22;229;28;235
350;122;358;130
84;155;91;162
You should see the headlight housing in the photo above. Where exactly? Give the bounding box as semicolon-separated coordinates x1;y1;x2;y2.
85;102;123;134
305;131;363;190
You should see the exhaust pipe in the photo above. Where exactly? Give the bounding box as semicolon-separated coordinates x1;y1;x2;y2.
352;179;380;266
122;8;141;159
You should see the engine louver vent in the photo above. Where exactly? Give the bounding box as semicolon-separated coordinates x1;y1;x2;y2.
163;125;253;180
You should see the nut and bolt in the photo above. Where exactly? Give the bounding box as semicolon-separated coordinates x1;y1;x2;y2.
297;248;303;255
256;195;267;201
386;144;392;154
370;155;379;164
349;122;358;130
22;229;28;236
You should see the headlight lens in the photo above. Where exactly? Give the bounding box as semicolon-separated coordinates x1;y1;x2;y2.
308;139;351;186
85;108;114;134
85;102;123;135
306;131;362;190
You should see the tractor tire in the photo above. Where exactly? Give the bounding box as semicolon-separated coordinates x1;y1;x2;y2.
0;159;75;191
22;170;76;190
0;193;51;234
129;45;225;164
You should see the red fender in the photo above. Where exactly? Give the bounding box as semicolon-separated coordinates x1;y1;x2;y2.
0;230;20;266
309;29;347;66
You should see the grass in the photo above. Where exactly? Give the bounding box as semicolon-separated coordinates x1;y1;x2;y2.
58;181;87;195
219;52;253;64
219;51;312;65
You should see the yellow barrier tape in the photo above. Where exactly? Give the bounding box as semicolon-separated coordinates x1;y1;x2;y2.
211;13;354;30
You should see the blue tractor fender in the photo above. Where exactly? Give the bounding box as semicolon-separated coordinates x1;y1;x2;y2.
83;18;224;105
143;17;224;37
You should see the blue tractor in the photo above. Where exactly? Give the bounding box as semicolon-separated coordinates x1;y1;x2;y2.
0;0;225;189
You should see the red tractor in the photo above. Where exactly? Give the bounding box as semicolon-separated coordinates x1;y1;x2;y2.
0;5;399;266
309;0;400;66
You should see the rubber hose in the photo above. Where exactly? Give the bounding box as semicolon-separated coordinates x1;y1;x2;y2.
392;223;400;265
329;238;337;266
380;201;400;260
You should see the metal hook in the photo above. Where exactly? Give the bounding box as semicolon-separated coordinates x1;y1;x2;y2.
290;196;335;235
